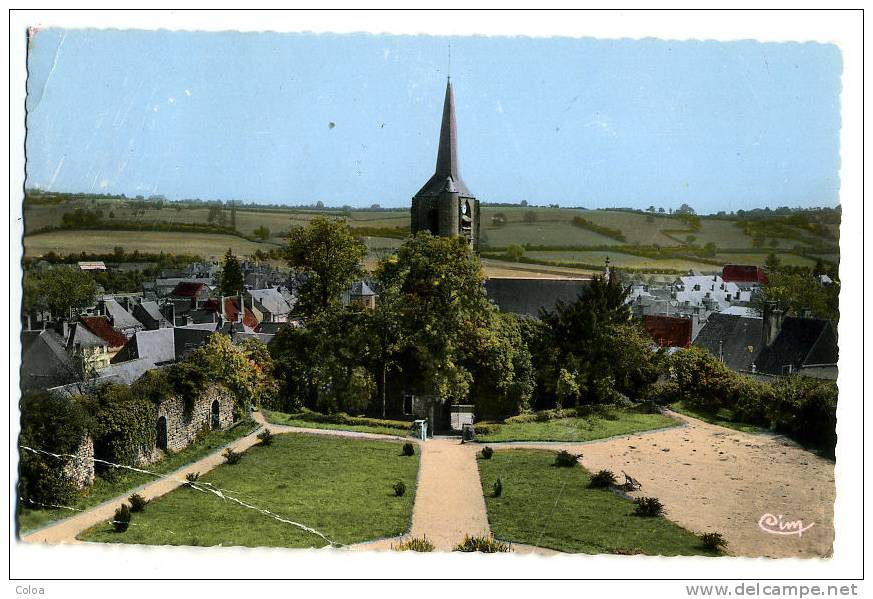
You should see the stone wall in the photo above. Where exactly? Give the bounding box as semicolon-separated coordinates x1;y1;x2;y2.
154;384;235;454
63;435;95;490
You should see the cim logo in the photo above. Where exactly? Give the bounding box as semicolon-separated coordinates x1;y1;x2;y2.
758;513;815;537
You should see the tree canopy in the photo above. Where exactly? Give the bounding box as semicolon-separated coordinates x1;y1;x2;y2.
217;248;245;297
286;216;367;316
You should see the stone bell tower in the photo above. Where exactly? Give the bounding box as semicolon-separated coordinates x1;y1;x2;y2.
410;79;480;251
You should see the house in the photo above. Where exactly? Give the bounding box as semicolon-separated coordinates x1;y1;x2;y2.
77;261;107;271
342;280;378;310
79;316;128;361
754;314;838;379
722;264;768;285
98;298;144;338
111;327;214;366
47;358;157;398
132;301;174;330
484;277;591;317
693;313;763;373
169;281;211;302
247;288;294;322
66;322;111;374
643;315;692;348
20;328;79;393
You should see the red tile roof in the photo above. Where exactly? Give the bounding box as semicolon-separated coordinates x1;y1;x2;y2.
643;315;692;348
722;264;768;284
171;281;208;298
223;298;259;329
80;316;128;348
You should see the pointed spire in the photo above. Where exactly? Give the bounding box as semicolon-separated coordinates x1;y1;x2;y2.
435;78;460;181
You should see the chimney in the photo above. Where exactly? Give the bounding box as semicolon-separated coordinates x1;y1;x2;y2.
221;296;227;321
169;302;176;327
238;293;244;323
762;301;784;347
55;319;69;340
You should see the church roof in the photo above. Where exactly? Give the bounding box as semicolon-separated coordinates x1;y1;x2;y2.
414;79;474;198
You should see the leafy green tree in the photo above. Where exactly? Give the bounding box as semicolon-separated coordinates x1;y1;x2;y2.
217;249;245;297
286;216;367;316
750;270;839;324
505;244;525;262
23;266;98;318
253;225;271;240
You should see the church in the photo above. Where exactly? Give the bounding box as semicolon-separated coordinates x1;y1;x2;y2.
410;79;480;251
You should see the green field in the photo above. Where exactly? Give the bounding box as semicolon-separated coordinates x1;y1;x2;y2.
522;250;720;272
78;433;419;548
477;449;715;555
475;409;679;443
23;229;275;260
18;419;260;535
23;195;839;274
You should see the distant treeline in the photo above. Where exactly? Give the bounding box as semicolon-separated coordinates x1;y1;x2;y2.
570;216;627;242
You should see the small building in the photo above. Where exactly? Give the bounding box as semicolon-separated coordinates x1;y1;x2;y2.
247;288;294;322
754;315;838;379
66;322;111;374
79;316;128;361
20;328;79;393
132;300;174;330
343;280;378;310
77;261;107;271
722;264;768;285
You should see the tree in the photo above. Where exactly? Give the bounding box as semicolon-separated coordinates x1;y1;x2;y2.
491;213;508;227
505;244;525;262
750;270;839;324
702;242;717;257
23;266;98;318
764;252;782;272
286;217;367;316
217;249;245;297
253;225;271;240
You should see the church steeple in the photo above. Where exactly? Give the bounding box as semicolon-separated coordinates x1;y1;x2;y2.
435;79;463;186
410;78;479;251
414;78;472;198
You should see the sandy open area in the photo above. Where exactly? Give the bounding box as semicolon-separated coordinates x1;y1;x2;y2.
512;411;835;558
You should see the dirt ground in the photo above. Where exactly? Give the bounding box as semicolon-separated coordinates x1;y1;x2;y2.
511;411;835;558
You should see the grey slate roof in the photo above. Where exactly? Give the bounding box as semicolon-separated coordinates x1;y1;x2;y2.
112;327;214;365
348;280;377;297
248;288;293;316
132;301;173;329
693;313;763;373
67;322;108;349
754;317;838;375
484;277;590;317
20;329;79;393
47;358;157;398
414;80;474;199
104;298;144;331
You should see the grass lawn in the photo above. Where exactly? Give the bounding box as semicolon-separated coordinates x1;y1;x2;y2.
478;449;715;555
78;433;419;548
475;409;679;443
263;409;412;437
669;401;768;435
17;419;260;535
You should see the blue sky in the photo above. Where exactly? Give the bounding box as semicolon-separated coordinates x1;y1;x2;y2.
25;29;842;212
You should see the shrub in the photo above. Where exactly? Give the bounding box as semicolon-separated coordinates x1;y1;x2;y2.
479;446;494;460
454;534;511;553
394;536;435;552
402;442;415;457
257;429;274;446
128;493;148;513
700;532;727;552
393;480;406;497
223;448;243;465
184;472;200;488
589;469;617;489
113;504;131;532
633;496;664;517
553;450;581;468
492;478;503;498
18;391;92;507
